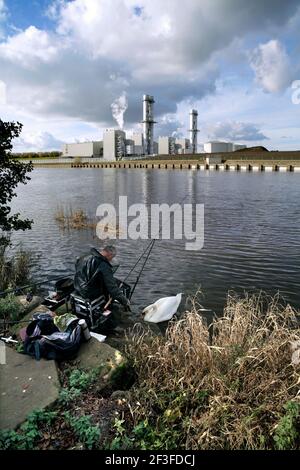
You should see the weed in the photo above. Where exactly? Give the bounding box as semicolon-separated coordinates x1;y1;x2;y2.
0;293;23;321
274;401;300;450
0;410;57;450
64;412;101;449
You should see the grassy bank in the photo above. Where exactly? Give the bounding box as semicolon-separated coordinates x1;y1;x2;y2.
1;293;299;450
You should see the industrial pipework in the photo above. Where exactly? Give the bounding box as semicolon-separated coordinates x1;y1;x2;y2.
142;94;156;155
189;109;199;154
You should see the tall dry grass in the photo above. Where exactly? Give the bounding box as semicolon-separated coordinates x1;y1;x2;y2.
0;244;33;292
125;293;300;449
54;206;94;230
54;205;123;237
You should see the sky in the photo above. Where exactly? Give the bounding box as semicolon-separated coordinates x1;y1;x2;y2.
0;0;300;152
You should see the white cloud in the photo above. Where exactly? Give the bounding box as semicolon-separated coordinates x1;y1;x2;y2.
204;121;268;142
14;131;64;152
250;40;293;93
0;26;60;66
0;0;300;151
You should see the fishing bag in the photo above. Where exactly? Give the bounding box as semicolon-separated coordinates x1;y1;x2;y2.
24;313;82;361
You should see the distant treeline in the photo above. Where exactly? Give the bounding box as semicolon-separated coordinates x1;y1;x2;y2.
12;151;62;159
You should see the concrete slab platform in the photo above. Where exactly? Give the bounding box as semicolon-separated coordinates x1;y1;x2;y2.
0;346;60;430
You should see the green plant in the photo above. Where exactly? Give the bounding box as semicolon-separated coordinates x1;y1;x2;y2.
58;387;81;405
107;418;133;450
0;293;23;321
274;401;300;450
64;412;101;449
68;368;99;391
0;410;57;450
58;368;101;405
132;419;181;450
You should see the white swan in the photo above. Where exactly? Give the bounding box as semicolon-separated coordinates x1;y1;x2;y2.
142;293;183;323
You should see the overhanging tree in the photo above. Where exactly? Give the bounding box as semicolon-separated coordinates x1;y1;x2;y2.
0;120;33;246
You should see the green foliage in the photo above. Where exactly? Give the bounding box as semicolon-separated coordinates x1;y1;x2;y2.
58;387;81;405
106;418;133;450
12;151;62;159
274;401;300;450
0;293;23;321
58;368;101;405
64;412;101;449
68;368;99;390
0;120;33;246
133;419;181;450
0;409;57;450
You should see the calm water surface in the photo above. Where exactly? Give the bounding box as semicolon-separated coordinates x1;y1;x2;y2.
10;168;300;314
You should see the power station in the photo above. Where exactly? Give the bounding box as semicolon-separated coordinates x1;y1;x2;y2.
62;94;247;160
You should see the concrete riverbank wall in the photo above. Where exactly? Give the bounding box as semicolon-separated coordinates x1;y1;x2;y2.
29;150;300;172
32;160;300;172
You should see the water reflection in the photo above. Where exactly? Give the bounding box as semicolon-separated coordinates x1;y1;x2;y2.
9;168;300;314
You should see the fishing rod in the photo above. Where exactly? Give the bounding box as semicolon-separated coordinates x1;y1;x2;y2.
0;274;75;299
129;240;155;300
123;189;193;298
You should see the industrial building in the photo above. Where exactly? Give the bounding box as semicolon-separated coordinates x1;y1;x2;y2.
158;136;176;155
204;141;247;153
62;141;103;158
103;129;126;160
132;132;144;156
176;138;191;154
61;94;249;161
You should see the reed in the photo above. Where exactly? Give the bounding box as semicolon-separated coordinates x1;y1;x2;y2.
125;293;300;449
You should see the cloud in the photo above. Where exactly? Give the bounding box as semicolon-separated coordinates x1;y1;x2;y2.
0;24;218;125
0;0;299;150
250;40;294;93
204;121;268;142
0;0;6;18
155;114;184;139
0;26;61;66
54;0;300;67
0;0;7;37
14;131;64;151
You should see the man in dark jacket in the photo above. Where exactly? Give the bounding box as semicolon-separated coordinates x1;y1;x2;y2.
74;245;130;309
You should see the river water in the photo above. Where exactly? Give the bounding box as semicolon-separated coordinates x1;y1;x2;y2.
9;168;300;314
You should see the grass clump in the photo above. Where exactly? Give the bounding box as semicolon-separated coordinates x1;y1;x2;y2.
122;293;300;450
0;243;33;292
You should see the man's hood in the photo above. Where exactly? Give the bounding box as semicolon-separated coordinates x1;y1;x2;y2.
90;248;112;266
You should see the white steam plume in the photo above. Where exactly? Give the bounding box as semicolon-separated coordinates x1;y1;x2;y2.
111;91;128;129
